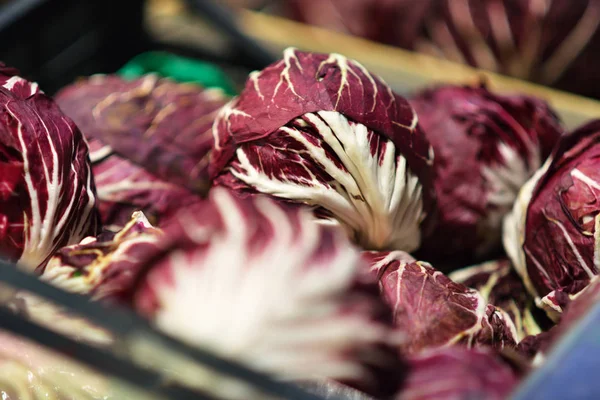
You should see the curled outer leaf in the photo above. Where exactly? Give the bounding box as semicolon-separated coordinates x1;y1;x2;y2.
364;251;517;354
504;120;600;320
449;259;543;341
0;64;99;270
41;211;162;301
397;347;520;400
132;188;403;398
411;84;562;262
55;74;228;196
211;48;435;252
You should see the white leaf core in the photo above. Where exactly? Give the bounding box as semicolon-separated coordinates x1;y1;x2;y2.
151;190;387;385
230;111;425;252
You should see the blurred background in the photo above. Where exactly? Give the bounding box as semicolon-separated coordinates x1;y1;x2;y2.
3;0;599;127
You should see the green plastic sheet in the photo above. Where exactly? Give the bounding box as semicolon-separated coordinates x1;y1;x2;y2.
118;51;237;95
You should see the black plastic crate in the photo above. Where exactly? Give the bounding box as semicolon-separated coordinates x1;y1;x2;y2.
0;0;148;93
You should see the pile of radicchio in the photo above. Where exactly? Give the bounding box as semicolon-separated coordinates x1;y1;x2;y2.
0;45;594;399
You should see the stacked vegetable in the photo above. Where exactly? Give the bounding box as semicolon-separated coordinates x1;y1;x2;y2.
0;48;596;399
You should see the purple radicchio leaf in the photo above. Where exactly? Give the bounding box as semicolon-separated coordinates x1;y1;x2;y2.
131;188;403;398
396;346;520;400
0;64;99;271
40;211;162;302
210;48;435;253
410;84;562;263
87;137;202;229
449;259;545;341
55;74;228;196
503;120;600;321
290;0;600;99
363;251;518;354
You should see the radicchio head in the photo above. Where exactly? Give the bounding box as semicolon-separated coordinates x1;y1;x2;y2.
364;251;518;354
0;64;99;270
132;188;402;397
210;48;435;253
55;75;226;227
504;120;600;320
411;84;562;262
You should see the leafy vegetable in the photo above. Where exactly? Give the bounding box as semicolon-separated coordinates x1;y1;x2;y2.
397;347;520;400
0;64;99;270
41;211;162;301
410;84;562;262
449;259;543;341
504;120;600;320
210;48;435;252
132;188;402;397
55;75;227;226
364;251;518;354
